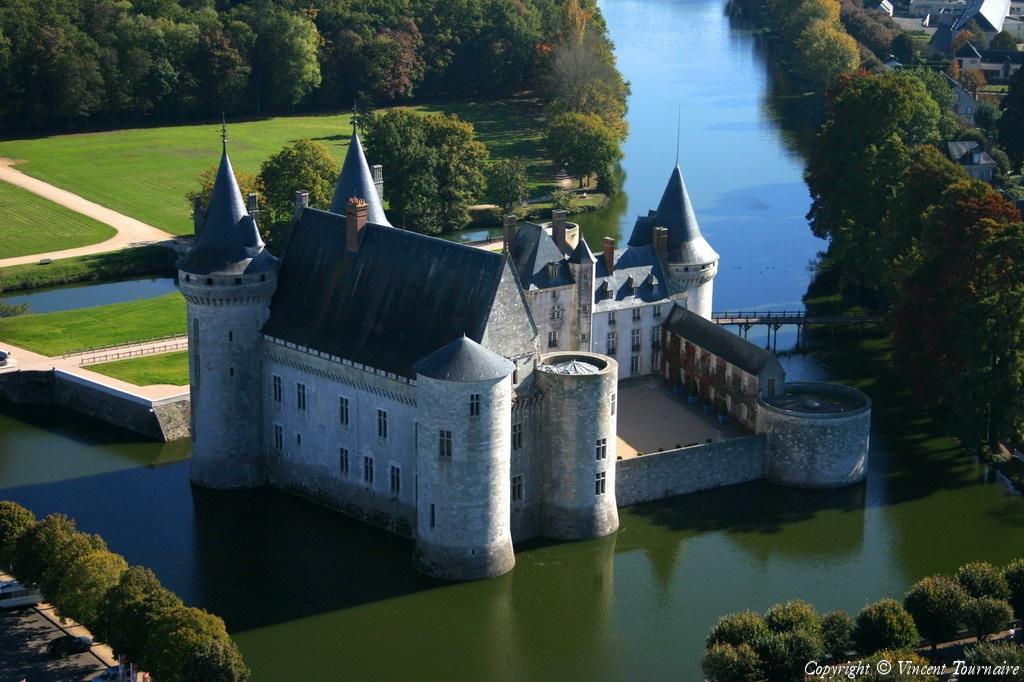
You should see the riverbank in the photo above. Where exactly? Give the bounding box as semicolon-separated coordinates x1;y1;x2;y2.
0;246;179;293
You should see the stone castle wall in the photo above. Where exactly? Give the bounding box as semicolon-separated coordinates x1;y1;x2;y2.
615;434;766;507
0;369;189;442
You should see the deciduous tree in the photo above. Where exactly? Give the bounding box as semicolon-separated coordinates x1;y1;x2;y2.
485;159;530;215
258;139;339;252
54;550;128;628
0;501;35;567
13;514;106;597
546;112;621;188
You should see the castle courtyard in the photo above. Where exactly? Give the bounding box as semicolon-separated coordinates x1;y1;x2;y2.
614;377;749;459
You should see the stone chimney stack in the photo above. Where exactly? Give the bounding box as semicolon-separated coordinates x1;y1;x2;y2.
503;215;518;255
371;164;385;201
602;237;615;273
293;190;310;222
346;197;369;253
653;226;669;260
551;209;568;253
192;196;206;238
247;192;260;224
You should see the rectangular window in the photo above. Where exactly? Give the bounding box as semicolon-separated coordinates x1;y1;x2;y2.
439;430;453;458
339;448;349;475
581;333;589;345
595;471;607;495
377;409;388;439
228;330;234;342
363;456;374;485
651;327;661;349
273;424;283;452
608;311;617;326
512;422;523;450
631;328;641;352
631;355;640;374
550;306;564;321
653;306;663;320
651;352;659;371
582;304;590;315
611;394;616;415
339;396;349;426
390;465;401;495
469;394;481;417
551;290;558;301
548;331;558;348
272;375;282;404
512;475;524;502
430;503;436;528
296;433;302;446
596;437;607;460
632;307;642;322
606;331;617;355
296;383;307;411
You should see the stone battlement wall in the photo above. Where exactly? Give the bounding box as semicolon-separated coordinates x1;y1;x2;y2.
0;369;189;442
615;434;766;506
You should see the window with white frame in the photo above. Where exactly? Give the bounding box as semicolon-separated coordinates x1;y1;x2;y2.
631;328;641;352
632;307;642;321
653;305;662;320
596;437;607;460
608;311;617;326
296;383;307;411
631;354;640;374
377;409;388;439
607;331;617;354
439;430;453;458
339;396;349;426
595;471;607;495
470;393;481;417
551;305;564;321
548;330;558;348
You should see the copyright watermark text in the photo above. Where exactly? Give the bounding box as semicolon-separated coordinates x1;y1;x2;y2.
805;658;1023;678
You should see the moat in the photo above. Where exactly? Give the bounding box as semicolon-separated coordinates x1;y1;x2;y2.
2;0;1023;679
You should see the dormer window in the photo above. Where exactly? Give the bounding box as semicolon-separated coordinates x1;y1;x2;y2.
547;262;559;280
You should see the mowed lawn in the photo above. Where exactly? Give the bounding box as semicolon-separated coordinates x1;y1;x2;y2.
0;292;185;355
0;98;551;237
0;181;115;259
89;350;189;386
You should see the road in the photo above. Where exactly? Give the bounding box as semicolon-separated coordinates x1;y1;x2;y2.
0;158;178;269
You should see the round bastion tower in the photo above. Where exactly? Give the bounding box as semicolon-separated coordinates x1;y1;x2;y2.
535;352;619;540
413;336;516;581
178;130;278;489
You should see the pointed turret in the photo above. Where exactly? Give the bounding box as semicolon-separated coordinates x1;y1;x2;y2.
568;235;597;264
180;135;275;275
627;165;718;266
329;133;391;226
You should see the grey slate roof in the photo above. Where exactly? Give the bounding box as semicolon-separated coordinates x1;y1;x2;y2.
178;146;276;276
952;0;1010;32
414;336;514;382
594;245;671;312
662;304;782;375
329;133;391;226
540;359;600;375
946;140;996;166
509;222;574;290
568;235;597;264
627;165;718;265
980;48;1024;65
262;209;514;378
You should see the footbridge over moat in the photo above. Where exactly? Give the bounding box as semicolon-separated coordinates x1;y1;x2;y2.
711;310;885;350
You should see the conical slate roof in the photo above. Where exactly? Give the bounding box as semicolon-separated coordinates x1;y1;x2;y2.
568;235;597;264
627;165;718;265
414;336;515;383
329;133;391;226
179;144;275;276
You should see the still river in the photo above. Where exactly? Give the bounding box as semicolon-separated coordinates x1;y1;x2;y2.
2;0;1023;679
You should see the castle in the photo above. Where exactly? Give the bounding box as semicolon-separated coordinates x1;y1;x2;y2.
178;129;870;581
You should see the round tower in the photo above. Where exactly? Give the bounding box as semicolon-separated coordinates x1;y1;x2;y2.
178;130;278;489
413;336;516;581
757;382;871;488
535;352;619;540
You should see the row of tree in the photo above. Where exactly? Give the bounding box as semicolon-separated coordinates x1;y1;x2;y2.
0;0;626;134
0;501;249;682
702;559;1024;682
806;66;1024;452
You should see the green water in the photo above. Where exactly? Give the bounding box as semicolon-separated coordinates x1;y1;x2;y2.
2;1;1023;680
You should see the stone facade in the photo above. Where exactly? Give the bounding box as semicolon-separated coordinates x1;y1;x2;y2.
758;382;871;488
615;435;766;507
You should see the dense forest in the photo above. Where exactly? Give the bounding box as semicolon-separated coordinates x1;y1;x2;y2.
0;0;624;133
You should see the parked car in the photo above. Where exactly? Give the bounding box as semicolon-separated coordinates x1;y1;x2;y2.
92;666;122;681
0;581;42;609
47;635;92;658
0;350;8;366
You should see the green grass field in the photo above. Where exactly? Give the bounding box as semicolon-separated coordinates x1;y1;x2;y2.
0;181;115;259
89;350;189;386
0;98;551;237
0;292;185;355
0;245;177;292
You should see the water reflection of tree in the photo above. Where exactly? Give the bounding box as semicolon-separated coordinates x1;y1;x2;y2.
574;162;630;246
725;1;824;162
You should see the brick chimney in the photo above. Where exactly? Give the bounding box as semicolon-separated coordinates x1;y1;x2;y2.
653;226;669;260
503;215;518;255
602;236;615;273
347;197;369;253
551;209;568;253
192;196;206;238
293;190;310;221
247;192;260;224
